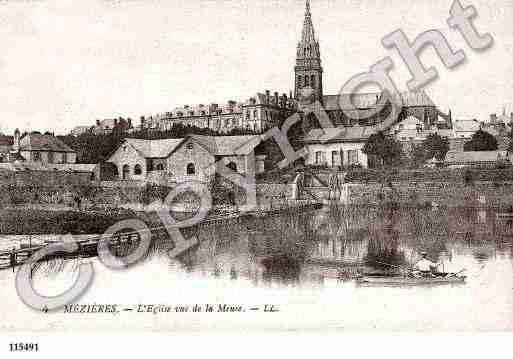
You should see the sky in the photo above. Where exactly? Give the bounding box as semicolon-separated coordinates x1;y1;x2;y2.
0;0;511;135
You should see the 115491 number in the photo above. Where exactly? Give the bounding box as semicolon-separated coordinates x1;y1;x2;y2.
9;343;39;352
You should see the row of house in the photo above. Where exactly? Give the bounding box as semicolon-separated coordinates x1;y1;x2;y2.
138;90;297;134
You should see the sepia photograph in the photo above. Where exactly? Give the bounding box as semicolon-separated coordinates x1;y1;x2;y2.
0;0;512;354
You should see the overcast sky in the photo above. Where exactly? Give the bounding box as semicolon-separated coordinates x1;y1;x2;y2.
0;0;511;134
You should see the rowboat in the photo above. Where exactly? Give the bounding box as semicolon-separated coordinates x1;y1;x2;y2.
356;274;466;286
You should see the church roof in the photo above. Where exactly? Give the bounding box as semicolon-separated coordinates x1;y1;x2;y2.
322;90;436;111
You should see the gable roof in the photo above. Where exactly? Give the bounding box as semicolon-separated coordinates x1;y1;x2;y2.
124;138;184;158
302;126;376;144
188;135;262;155
20;133;75;153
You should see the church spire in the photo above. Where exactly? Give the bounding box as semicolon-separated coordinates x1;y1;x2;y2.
294;0;323;103
302;0;316;43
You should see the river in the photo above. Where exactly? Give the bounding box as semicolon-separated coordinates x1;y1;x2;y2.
1;205;512;331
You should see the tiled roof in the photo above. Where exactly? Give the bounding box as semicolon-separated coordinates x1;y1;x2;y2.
323;90;435;111
445;150;509;164
19;133;75;153
302;126;376;143
125;138;183;158
190;135;261;155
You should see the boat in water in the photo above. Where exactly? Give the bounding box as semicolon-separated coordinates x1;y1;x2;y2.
356;273;467;286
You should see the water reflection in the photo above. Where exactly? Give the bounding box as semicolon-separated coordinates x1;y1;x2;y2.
172;203;513;287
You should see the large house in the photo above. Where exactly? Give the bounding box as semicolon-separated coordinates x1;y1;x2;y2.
139;92;296;134
302;127;374;168
107;135;265;184
0;129;77;164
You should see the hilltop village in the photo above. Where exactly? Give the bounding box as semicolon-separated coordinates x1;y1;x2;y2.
0;0;511;219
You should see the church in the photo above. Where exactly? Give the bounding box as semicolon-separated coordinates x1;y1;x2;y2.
138;1;451;168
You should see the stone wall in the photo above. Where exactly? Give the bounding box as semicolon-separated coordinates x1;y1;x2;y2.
345;181;513;208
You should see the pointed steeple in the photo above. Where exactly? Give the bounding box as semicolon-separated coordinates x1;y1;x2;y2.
294;0;323;103
301;0;316;43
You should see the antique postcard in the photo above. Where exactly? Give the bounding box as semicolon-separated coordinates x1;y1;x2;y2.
0;0;512;354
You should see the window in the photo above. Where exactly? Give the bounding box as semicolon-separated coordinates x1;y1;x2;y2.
311;75;315;88
348;150;358;165
331;151;340;167
122;164;130;180
315;151;323;165
186;163;195;175
32;152;41;162
156;163;164;171
48;152;54;164
253;110;257;119
246;111;250;120
227;162;237;172
62;152;68;163
134;164;142;175
298;75;303;87
305;75;309;87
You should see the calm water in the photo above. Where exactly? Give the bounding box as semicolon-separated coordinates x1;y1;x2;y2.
1;205;513;331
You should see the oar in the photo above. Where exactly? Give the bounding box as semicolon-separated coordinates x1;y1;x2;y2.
448;269;466;278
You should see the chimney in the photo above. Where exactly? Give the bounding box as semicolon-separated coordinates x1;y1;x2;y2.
490;113;497;123
274;92;279;105
265;90;270;104
96;119;101;126
13;128;20;152
128;118;132;127
510;112;513;122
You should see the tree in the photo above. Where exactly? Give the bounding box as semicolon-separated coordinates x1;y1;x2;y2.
464;130;498;151
423;133;450;160
410;133;449;167
506;131;513;153
362;131;402;168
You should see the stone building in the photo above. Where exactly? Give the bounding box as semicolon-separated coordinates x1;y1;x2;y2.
302;127;374;168
71;118;134;136
0;129;77;164
107;135;266;184
139;93;296;134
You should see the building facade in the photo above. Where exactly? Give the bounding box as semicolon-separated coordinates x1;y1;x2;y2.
1;129;77;164
107;135;266;184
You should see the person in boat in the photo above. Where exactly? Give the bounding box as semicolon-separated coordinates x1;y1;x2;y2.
413;252;440;277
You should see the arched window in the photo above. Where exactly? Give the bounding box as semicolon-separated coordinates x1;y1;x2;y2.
186;163;195;175
305;75;309;87
227;162;237;172
122;164;130;180
156;163;164;171
311;75;315;88
134;164;142;175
